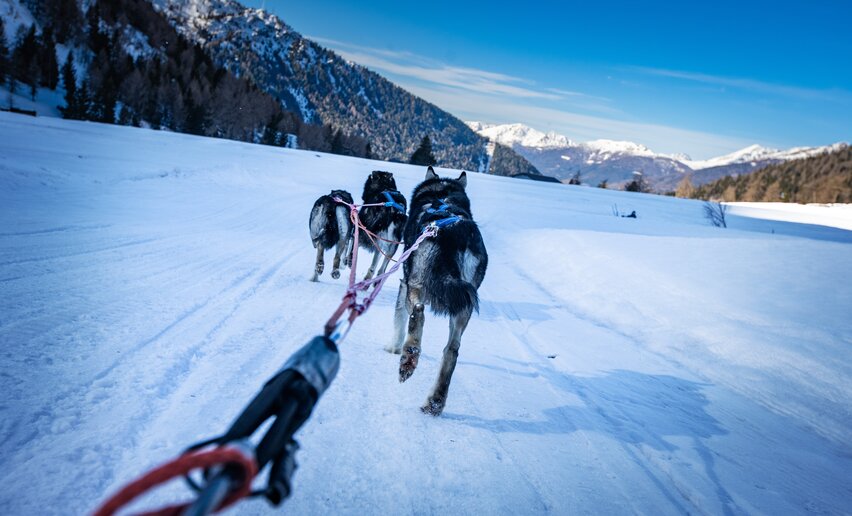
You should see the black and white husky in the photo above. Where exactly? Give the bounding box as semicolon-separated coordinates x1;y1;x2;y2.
309;189;354;281
388;166;488;416
358;171;408;280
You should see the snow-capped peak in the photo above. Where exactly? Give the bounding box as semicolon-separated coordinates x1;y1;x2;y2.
468;122;669;158
667;153;693;162
581;139;656;157
468;122;847;173
466;121;574;149
683;142;848;170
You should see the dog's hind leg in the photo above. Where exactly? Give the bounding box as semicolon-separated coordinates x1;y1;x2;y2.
333;205;350;278
311;245;324;282
375;243;398;278
398;286;424;383
331;237;347;279
342;235;354;268
363;250;381;280
422;310;471;416
385;280;408;354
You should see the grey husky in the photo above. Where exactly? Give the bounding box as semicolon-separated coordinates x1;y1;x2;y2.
387;167;488;416
309;189;354;281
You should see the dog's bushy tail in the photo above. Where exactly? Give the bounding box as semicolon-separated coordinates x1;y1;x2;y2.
426;276;479;316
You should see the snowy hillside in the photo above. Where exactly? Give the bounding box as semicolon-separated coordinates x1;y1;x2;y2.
144;0;537;175
1;112;851;515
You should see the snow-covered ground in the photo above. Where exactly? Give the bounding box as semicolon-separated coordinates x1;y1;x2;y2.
727;202;852;231
1;112;851;515
0;84;64;118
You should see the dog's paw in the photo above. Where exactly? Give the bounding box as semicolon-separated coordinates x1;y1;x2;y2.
421;396;445;416
399;346;420;382
315;264;324;276
384;343;402;354
331;269;340;279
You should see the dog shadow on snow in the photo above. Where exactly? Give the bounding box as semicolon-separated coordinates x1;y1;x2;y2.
444;364;724;447
476;300;554;322
443;362;740;514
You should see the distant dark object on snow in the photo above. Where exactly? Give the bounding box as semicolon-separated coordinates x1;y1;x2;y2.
511;173;561;184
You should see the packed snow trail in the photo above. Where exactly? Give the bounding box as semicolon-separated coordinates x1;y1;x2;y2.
1;113;850;515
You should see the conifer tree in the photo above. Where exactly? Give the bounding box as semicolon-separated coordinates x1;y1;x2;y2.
59;54;78;119
95;77;117;123
13;25;41;100
185;99;207;136
409;135;437;166
39;26;59;89
330;129;345;155
567;171;582;185
624;172;650;193
76;79;92;120
0;18;8;85
117;104;132;126
53;0;82;43
87;3;108;55
261;113;282;145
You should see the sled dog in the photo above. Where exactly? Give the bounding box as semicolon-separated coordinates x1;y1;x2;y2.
388;166;488;416
358;171;408;280
309;189;354;281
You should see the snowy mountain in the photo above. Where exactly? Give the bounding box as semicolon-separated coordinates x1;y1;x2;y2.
2;111;851;515
684;142;850;189
682;142;849;170
4;0;537;176
694;144;852;203
146;0;538;176
467;121;574;149
469;121;848;191
4;0;374;156
468;121;694;188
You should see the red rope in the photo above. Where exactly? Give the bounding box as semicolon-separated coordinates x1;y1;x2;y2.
93;445;257;516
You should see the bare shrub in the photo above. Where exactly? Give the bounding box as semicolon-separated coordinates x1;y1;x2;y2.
703;201;728;228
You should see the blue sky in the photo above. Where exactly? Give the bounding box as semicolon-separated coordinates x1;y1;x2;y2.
245;0;851;159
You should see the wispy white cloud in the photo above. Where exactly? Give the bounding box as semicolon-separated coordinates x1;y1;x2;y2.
402;83;756;159
629;66;852;103
313;37;610;103
311;37;762;158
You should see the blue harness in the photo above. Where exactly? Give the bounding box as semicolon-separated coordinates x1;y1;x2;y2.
425;199;462;228
382;191;406;213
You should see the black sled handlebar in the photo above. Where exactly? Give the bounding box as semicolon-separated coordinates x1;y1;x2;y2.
184;335;340;514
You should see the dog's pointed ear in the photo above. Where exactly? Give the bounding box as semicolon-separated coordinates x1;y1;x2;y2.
426;166;438;180
457;171;467;188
